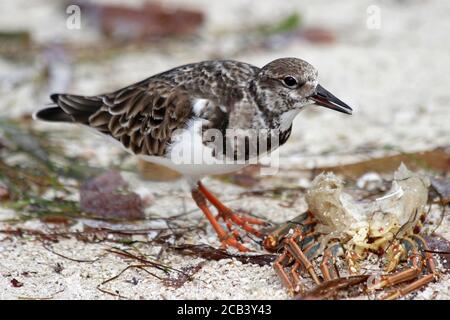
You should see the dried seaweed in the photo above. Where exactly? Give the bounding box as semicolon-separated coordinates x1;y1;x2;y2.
0;228;60;242
162;262;206;288
96;247;198;297
106;247;188;276
0;220;197;248
240;186;306;198
170;244;276;266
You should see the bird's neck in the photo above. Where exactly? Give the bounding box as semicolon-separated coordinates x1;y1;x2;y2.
248;80;300;132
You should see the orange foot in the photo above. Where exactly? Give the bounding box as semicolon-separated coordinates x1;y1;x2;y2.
191;181;267;252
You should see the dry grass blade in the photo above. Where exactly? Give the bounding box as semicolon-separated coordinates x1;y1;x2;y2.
106;247;189;276
96;264;153;299
41;242;102;263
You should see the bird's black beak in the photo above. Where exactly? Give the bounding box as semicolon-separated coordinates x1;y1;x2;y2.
310;84;353;115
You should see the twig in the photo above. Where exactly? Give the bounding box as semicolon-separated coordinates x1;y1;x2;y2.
41;242;102;263
106;247;189;276
97;265;147;299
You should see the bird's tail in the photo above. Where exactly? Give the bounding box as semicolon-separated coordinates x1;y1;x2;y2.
33;106;73;122
34;93;103;124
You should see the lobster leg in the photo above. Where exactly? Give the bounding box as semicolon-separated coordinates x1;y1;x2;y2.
381;274;435;300
263;211;315;252
380;235;438;300
385;240;406;272
285;230;321;285
367;238;422;291
367;250;423;292
320;243;342;281
274;251;297;294
290;261;304;293
320;249;335;281
273;228;312;295
272;225;324;294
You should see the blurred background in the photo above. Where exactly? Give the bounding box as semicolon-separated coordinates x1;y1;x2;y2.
1;0;449;165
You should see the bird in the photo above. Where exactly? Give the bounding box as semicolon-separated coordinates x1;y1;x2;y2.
34;57;353;252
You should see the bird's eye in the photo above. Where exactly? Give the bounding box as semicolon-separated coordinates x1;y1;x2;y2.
282;76;298;88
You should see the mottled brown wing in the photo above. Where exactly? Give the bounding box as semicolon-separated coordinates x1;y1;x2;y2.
52;81;193;157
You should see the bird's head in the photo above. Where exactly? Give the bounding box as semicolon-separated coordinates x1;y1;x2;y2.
255;57;353;116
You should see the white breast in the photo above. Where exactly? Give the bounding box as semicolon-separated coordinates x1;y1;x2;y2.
141;118;247;177
279;109;302;131
192;98;209;116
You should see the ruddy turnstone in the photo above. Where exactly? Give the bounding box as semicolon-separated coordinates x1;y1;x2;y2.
35;58;353;251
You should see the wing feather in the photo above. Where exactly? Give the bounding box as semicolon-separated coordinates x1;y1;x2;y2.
86;81;194;157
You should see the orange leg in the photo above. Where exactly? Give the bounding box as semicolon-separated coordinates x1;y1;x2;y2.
197;181;266;238
274;252;297;294
191;188;249;252
320;249;339;281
